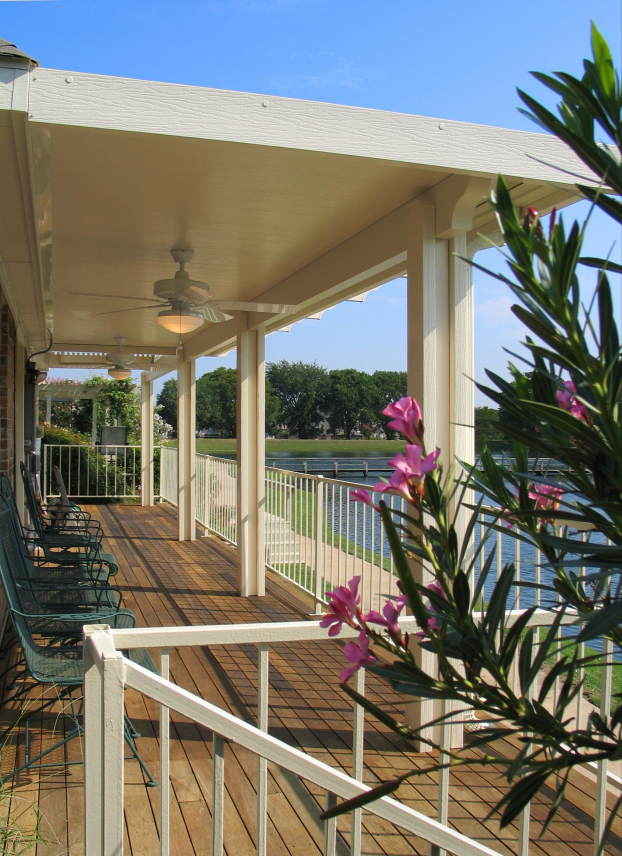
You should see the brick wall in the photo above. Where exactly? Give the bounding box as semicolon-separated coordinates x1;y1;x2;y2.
0;289;16;486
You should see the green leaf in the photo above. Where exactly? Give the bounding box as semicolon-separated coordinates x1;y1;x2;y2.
453;571;470;620
579;256;622;275
590;21;615;98
576;602;622;643
378;501;429;632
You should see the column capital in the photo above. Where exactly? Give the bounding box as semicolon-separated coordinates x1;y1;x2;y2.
419;175;492;239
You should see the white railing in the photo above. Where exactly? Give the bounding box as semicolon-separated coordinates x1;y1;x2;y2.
163;454;548;617
159;445;177;506
43;444;147;500
83;606;615;856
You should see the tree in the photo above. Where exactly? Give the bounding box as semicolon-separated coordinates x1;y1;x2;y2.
322;369;374;439
265;380;281;436
266;360;328;438
371;371;407;438
196;368;237;438
156;378;177;432
474;406;505;448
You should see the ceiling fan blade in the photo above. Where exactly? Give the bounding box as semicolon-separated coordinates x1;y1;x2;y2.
212;301;298;315
70;292;163;303
197;306;234;323
96;304;165;316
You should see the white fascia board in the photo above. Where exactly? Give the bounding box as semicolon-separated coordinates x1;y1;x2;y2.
29;67;594;186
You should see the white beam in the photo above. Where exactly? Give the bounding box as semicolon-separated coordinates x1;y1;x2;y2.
30;67;595;186
236;317;265;597
177;354;196;541
141;377;154;507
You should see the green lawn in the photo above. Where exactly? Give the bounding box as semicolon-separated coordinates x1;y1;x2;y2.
166;438;405;456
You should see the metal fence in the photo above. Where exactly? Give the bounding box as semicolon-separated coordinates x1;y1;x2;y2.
43;444;146;500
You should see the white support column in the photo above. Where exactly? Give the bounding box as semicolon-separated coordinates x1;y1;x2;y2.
405;200;478;752
236;318;266;597
46;394;52;424
141;376;154;506
405;200;446;751
14;339;25;521
177;352;196;541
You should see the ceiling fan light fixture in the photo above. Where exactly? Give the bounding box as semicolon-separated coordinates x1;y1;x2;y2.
157;307;203;334
108;366;132;380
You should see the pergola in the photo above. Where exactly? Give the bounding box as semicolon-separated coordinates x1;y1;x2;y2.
38;380;103;443
0;40;594;601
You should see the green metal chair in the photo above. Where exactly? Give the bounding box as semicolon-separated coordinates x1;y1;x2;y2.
0;475;112;587
0;507;158;786
19;465;119;576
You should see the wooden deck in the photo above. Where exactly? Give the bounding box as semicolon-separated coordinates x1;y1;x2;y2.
0;502;619;855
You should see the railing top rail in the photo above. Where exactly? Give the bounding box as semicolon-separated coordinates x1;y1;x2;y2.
44;443;146;449
195;452;236;464
109;607;578;650
87;630;504;856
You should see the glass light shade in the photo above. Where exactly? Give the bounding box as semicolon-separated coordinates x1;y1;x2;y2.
157;308;203;334
108;366;132;380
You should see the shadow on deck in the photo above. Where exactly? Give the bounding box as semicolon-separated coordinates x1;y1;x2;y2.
0;503;619;855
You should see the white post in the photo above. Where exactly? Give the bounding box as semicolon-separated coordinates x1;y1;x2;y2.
141;376;154;507
594;637;613;856
177;353;196;541
351;668;365;856
84;632;104;856
212;733;225;856
46;394;52;423
405;200;444;750
91;396;98;446
257;643;269;856
236;319;266;597
14;339;26;521
314;475;324;614
159;648;170;856
102;651;125;856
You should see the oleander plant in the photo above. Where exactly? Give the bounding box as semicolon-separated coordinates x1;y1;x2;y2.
321;23;622;844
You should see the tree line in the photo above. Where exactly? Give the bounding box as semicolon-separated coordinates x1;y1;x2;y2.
156;362;408;439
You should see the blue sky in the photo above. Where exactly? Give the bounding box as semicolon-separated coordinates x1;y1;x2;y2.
4;0;621;405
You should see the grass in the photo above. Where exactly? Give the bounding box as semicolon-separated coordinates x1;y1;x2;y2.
166;438;405;457
544;643;622;710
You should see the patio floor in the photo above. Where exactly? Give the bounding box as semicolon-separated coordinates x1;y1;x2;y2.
0;502;619;855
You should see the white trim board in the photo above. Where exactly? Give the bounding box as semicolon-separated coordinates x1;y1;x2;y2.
28;67;594;186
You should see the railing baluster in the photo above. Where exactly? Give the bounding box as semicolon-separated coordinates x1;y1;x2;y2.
431;697;450;856
212;733;225;856
323;792;337;856
594;636;613;856
257;643;269;856
159;648;170;856
351;667;365;856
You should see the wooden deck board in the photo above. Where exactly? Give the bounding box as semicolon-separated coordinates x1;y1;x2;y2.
0;502;619;855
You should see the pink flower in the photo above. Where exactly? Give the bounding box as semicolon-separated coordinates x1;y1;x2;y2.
373;445;441;504
528;483;562;512
389;445;440;494
383;397;424;445
415;582;446;639
320;577;361;637
349;488;376;508
340;630;377;683
557;381;590;423
364;595;406;640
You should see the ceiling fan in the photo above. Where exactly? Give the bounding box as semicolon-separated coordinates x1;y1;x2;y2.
70;249;298;336
105;337;135;380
